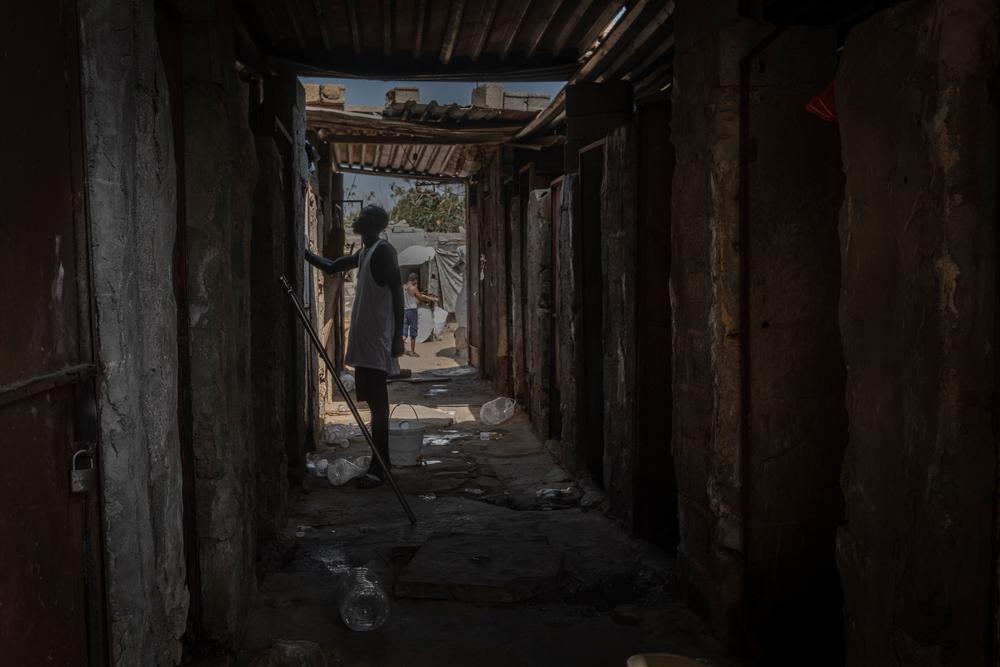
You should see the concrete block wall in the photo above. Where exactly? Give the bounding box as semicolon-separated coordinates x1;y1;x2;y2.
836;1;999;663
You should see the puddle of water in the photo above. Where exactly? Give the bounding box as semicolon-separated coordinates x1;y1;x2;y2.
310;545;350;574
423;431;468;446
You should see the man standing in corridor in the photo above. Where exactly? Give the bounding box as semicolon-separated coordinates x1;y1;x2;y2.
403;272;438;357
305;205;404;489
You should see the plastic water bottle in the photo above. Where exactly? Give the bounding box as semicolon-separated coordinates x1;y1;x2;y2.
339;567;389;631
480;397;515;425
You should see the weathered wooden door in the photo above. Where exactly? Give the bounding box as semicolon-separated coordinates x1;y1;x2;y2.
0;1;107;664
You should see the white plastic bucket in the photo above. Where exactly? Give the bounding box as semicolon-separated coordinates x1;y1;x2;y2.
389;404;425;466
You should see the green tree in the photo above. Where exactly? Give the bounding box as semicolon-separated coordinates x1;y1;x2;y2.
389;182;465;232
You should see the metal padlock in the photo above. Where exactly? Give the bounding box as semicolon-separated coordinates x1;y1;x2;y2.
71;447;97;493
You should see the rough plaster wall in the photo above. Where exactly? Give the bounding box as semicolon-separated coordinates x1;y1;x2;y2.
250;137;289;544
79;0;188;664
601;125;638;527
669;0;759;641
525;189;553;437
743;27;847;657
836;1;998;663
557;173;582;466
182;11;261;648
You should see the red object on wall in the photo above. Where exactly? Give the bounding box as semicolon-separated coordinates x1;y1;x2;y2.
806;79;838;122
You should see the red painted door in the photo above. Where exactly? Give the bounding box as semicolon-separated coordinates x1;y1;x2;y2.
0;1;107;664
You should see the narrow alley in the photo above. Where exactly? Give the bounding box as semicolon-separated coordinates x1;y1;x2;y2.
2;1;999;666
241;329;725;665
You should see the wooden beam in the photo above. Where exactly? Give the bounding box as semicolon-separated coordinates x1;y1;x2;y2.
419;145;441;172
596;5;672;83
470;0;501;63
310;0;334;51
338;165;464;183
624;33;675;81
281;0;306;49
413;0;427;59
346;0;362;56
440;0;466;64
272;53;578;81
323;131;520;145
500;0;534;63
513;86;565;139
526;0;565;60
632;62;672;97
551;0;595;56
381;0;393;60
574;0;655;82
434;144;457;174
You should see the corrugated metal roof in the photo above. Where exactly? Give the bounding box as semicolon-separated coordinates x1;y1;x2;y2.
307;103;531;179
236;0;629;81
383;100;537;125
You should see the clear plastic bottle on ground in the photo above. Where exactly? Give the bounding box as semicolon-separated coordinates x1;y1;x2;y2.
480;397;515;425
339;567;389;631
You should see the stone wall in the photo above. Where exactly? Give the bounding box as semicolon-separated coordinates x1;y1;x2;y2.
79;1;189;664
181;5;260;648
836;1;999;663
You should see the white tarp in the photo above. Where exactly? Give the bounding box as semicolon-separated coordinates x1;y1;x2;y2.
396;244;435;267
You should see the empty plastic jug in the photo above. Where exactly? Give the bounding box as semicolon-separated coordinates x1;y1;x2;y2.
339;567;389;632
480;397;515;425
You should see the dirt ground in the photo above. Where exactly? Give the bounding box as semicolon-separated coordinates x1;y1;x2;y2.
241;327;731;667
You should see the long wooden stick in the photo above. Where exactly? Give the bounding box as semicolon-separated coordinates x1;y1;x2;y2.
280;275;417;524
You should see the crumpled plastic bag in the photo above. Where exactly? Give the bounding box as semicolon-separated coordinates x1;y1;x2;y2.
322;422;361;448
326;455;372;486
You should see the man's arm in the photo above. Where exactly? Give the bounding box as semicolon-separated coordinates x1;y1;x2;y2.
371;244;405;357
305;248;358;274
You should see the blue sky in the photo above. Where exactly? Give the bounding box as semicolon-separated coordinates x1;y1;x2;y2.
302;78;565;209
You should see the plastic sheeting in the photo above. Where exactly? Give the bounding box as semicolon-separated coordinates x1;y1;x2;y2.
432;245;465;314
